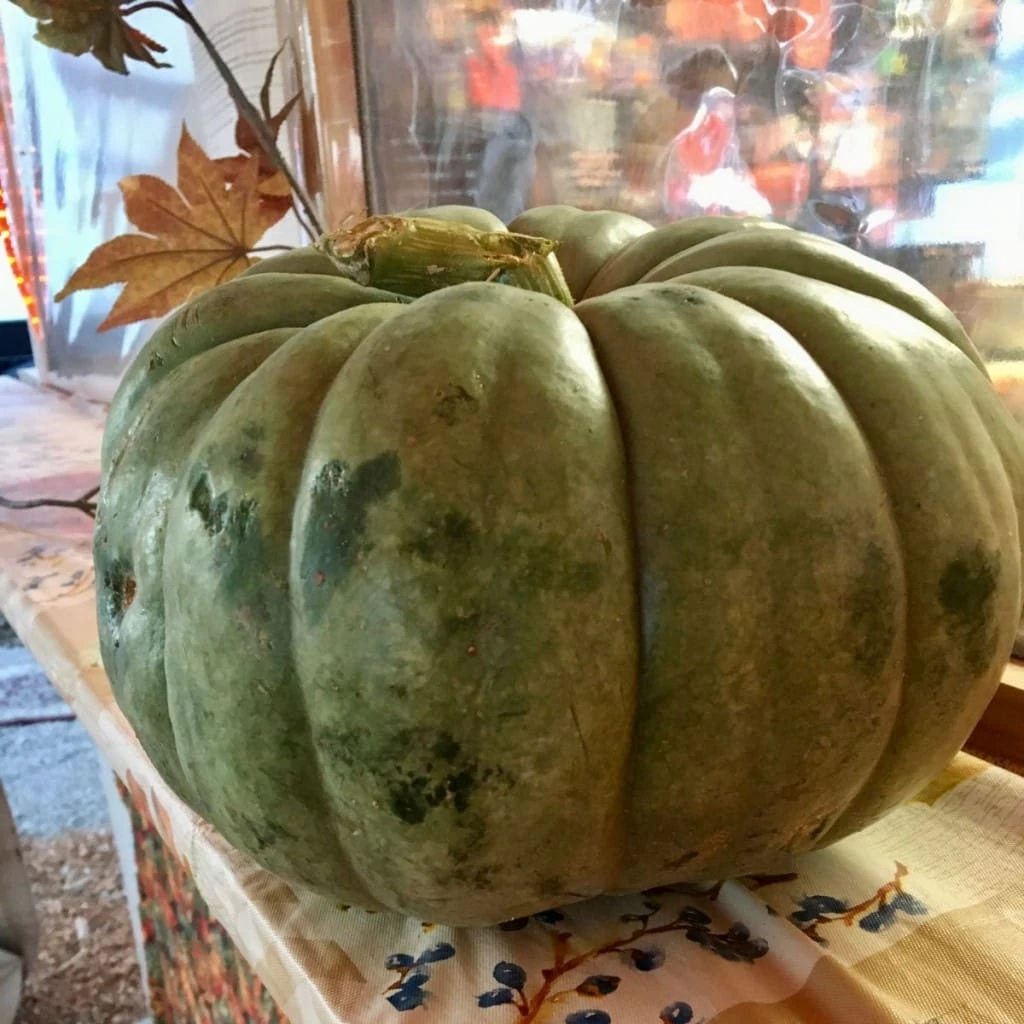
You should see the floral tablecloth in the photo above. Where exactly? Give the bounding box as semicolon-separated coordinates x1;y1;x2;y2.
2;374;1024;1024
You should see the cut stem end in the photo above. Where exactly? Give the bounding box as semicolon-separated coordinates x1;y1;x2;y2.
317;216;574;306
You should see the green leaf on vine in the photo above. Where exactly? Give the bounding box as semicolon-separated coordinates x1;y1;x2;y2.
8;0;171;75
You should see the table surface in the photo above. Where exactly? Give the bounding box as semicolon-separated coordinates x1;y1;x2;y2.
3;374;1024;1024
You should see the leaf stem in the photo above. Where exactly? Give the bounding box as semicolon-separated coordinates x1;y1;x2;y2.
0;486;99;520
165;0;325;240
291;200;317;243
123;1;180;14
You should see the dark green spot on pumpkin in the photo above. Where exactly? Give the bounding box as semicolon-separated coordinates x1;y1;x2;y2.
300;451;401;614
401;505;602;595
510;536;603;593
389;778;432;824
847;541;899;676
435;384;475;425
236;427;266;476
188;473;226;536
939;546;1000;675
186;473;267;611
389;763;479;825
315;728;364;770
315;727;491;826
400;511;478;564
447;769;476;812
466;865;496;889
441;609;482;636
237;446;264;475
432;732;461;762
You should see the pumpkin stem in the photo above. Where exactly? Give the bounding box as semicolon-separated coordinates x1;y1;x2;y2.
316;216;575;307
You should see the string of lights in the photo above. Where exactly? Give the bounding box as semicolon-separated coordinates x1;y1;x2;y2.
0;185;41;332
0;35;46;346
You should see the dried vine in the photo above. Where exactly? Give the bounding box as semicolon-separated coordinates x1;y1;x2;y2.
166;0;324;238
0;486;99;519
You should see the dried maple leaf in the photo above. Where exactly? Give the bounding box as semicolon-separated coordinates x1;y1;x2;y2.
56;125;290;331
243;44;302;170
9;0;170;75
215;44;302;218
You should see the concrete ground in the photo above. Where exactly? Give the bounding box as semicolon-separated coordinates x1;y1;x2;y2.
0;615;148;1022
0;631;108;838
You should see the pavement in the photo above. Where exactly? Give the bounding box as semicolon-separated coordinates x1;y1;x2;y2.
0;646;68;726
0;619;109;837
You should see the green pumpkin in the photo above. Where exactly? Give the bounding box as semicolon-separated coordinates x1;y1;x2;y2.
95;205;1024;926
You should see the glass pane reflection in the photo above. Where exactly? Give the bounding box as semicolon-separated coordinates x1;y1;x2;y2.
351;0;1024;413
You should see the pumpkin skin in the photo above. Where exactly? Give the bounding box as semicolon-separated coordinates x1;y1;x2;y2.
96;205;1024;926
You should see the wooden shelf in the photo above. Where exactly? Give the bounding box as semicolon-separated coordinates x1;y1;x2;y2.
967;662;1024;767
